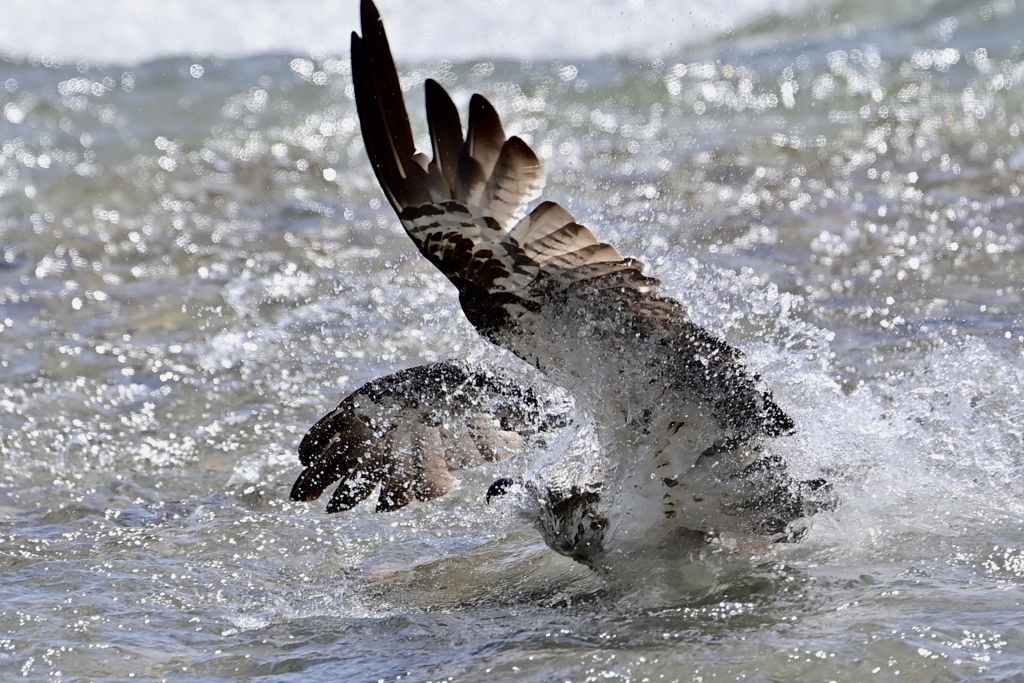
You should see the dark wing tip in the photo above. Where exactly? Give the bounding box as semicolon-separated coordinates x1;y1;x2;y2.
327;475;380;512
425;78;465;194
290;467;332;502
291;399;378;509
360;0;383;34
353;0;437;213
297;402;356;466
469;93;498;114
468;94;505;146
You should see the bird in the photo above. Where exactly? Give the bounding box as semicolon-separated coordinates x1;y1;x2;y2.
290;0;831;570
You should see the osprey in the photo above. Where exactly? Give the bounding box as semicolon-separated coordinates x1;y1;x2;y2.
291;0;830;569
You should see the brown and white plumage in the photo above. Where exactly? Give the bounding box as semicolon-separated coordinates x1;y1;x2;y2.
292;360;567;513
292;0;830;568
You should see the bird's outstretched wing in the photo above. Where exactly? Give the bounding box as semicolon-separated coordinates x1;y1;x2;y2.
351;0;653;313
349;0;790;440
291;360;567;512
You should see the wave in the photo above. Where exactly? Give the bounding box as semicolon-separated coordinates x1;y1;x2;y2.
1;0;836;65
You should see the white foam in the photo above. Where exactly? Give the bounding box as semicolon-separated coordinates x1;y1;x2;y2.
2;0;825;65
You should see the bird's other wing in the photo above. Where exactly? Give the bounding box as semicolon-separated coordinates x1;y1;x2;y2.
291;360;567;513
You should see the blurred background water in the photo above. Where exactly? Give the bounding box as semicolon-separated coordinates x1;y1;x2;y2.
2;0;1024;680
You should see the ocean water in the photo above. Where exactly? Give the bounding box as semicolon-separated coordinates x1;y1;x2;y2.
3;0;1024;680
